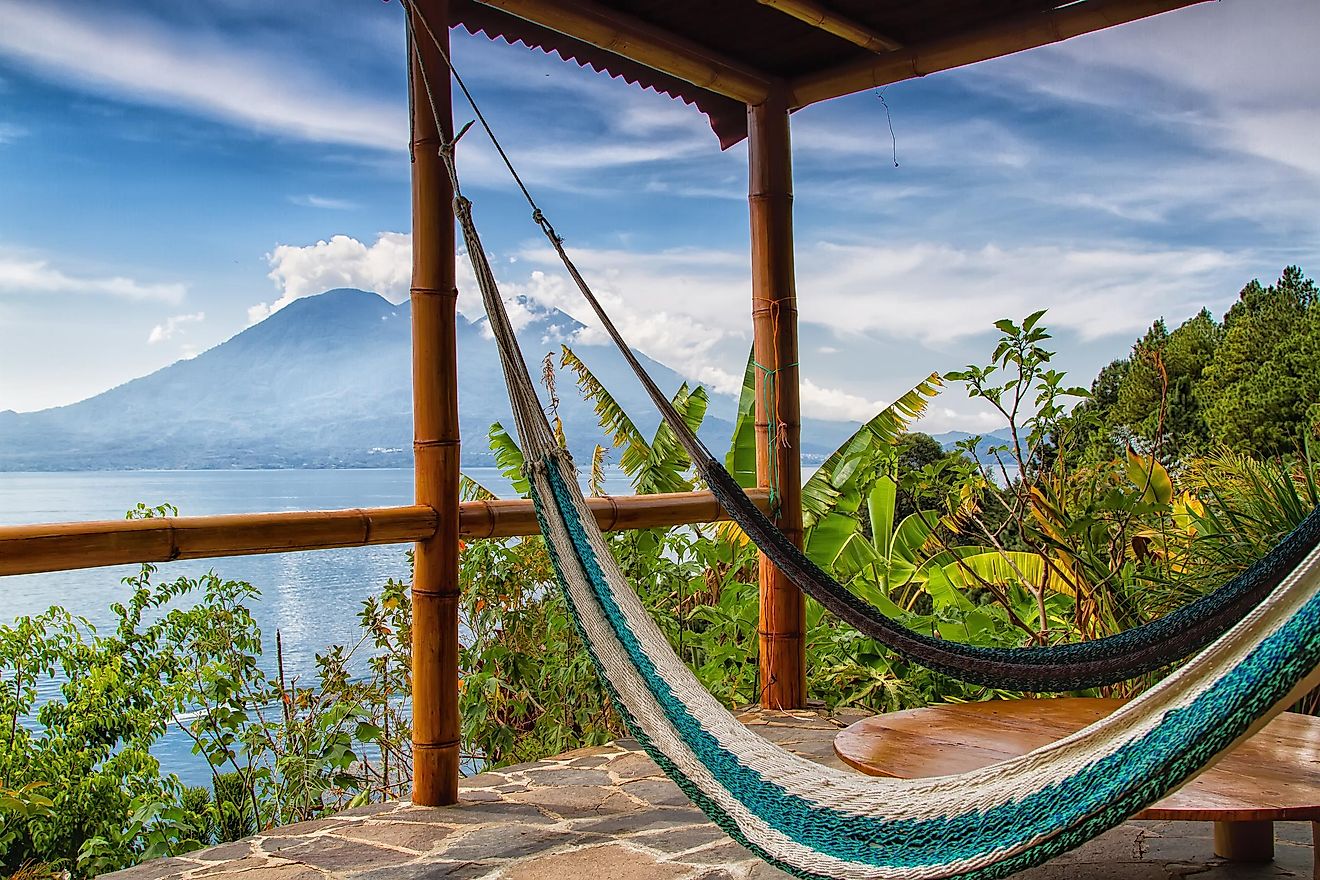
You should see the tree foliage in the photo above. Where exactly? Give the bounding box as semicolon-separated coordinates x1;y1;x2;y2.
1076;267;1319;462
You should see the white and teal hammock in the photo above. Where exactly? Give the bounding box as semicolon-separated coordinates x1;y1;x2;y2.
405;12;1320;873
450;159;1320;879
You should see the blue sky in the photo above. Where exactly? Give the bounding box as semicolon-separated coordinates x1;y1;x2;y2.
0;0;1317;433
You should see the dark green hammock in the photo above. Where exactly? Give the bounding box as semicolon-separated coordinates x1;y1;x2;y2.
404;3;1320;691
515;199;1320;690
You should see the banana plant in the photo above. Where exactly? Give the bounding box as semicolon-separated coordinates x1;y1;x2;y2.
561;345;709;495
724;346;942;571
824;474;941;590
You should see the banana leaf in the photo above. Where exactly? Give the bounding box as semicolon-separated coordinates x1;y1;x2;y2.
801;372;943;529
940;551;1072;596
488;422;530;497
724;349;759;489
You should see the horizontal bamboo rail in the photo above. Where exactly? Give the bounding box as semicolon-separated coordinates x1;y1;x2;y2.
789;0;1209;108
0;489;771;577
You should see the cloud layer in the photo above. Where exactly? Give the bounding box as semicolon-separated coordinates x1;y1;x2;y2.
0;4;402;151
263;228;1258;423
0;255;185;303
148;311;205;344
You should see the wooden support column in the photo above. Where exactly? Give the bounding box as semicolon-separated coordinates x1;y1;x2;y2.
749;96;805;709
409;0;460;807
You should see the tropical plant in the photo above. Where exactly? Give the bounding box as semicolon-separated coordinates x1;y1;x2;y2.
561;344;709;494
723;347;944;570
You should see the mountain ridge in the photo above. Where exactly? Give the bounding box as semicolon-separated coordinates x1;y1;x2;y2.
0;288;859;471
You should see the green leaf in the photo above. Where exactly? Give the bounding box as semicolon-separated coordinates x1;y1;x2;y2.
724;347;759;489
804;513;869;571
637;384;708;494
489;422;530;496
940;551;1069;595
561;345;646;468
867;476;896;559
890;511;938;564
800;372;943;529
1125;444;1174;505
460;473;500;501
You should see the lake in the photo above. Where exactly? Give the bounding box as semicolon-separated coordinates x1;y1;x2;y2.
0;467;636;786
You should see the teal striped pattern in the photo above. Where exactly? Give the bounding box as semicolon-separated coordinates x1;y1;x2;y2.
530;449;1320;880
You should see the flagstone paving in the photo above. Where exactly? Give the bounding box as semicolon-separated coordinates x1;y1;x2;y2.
105;709;1314;880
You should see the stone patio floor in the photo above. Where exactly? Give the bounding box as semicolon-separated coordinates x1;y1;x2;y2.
106;709;1315;880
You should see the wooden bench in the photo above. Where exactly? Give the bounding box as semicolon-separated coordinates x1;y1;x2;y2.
834;697;1320;875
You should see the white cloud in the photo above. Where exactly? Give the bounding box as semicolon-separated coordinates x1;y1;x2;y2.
263;229;1255;412
913;406;1008;436
798;379;888;423
257;232;413;322
0;123;26;144
508;244;747;392
148;311;205;344
973;0;1320;178
0;4;402;151
289;194;359;211
0;3;727;193
795;240;1246;344
795;115;1036;172
0;255;185;303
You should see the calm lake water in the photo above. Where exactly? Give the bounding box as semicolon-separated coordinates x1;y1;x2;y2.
0;467;635;786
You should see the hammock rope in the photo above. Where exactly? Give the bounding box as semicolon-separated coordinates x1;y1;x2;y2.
402;0;1320;692
402;13;1320;875
420;81;1320;880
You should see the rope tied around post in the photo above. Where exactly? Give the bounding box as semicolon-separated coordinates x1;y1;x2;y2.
397;0;1320;698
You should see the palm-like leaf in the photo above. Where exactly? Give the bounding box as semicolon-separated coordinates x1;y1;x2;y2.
941;551;1072;596
561;344;708;495
560;346;647;473
488;422;530;497
724;350;759;488
637;384;708;494
460;474;500;501
588;445;609;496
724;352;941;521
801;372;943;529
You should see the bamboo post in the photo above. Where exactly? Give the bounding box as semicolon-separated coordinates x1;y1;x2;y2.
409;0;460;807
748;96;806;709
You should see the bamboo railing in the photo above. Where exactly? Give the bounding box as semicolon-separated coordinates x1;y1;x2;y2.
0;489;772;577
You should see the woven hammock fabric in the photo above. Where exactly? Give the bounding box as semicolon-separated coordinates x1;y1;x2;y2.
441;148;1320;878
399;0;1320;692
531;218;1320;691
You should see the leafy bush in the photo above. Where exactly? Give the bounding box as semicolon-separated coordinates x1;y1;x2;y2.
0;506;414;875
5;301;1318;874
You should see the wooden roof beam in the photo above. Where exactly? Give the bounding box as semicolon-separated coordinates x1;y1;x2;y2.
471;0;778;105
789;0;1211;108
756;0;902;53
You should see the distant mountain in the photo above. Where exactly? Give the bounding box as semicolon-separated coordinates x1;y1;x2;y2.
0;289;856;471
929;430;1018;477
930;430;1012;452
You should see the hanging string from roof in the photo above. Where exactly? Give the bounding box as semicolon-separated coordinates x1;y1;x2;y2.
396;9;1320;878
396;0;1320;692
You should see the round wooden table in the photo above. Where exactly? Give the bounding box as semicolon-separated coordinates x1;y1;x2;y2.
834;698;1320;871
